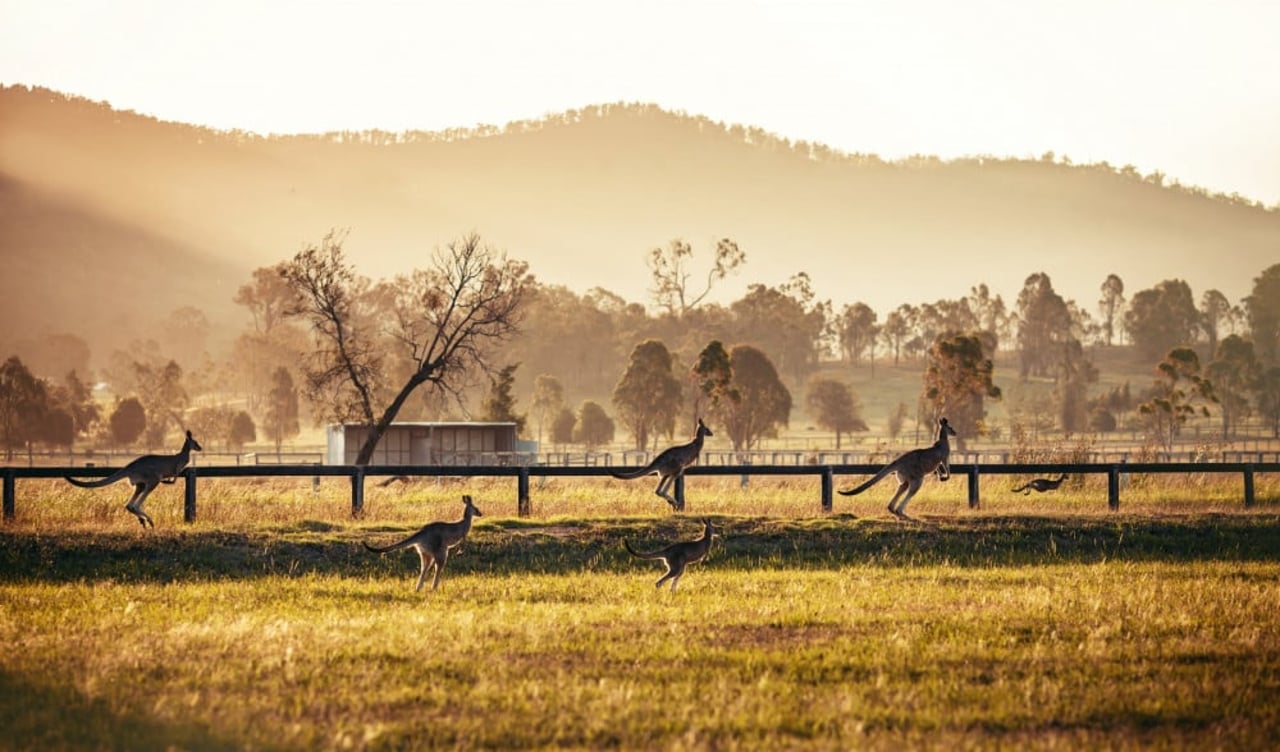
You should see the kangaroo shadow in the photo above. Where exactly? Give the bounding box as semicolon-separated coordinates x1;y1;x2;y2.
0;670;246;751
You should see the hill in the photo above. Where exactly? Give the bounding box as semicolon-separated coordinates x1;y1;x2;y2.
2;84;1278;367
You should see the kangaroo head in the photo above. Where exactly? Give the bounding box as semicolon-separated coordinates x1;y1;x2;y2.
185;430;203;452
696;418;713;438
462;494;484;517
937;418;957;438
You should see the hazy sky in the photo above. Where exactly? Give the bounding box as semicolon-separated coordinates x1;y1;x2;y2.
3;0;1278;205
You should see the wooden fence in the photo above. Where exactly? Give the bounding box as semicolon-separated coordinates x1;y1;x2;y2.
3;461;1278;522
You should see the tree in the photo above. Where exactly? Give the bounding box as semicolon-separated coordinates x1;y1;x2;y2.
1199;289;1232;355
0;356;47;460
573;400;615;450
550;406;577;448
1098;273;1126;347
729;274;827;384
280;230;531;466
61;370;100;438
1244;263;1280;364
690;340;734;424
805;378;868;449
481;363;526;434
1137;347;1216;452
1255;366;1280;438
530;374;565;447
262;366;300;454
967;284;1009;350
1205;335;1261;439
228;410;256;450
1055;339;1099;433
612;339;682;451
647;237;745;317
162;305;211;370
1015;272;1073;379
837;302;879;366
133;359;188;448
1125;279;1200;361
718;344;792;452
109;397;147;448
922;333;1002;449
881;305;915;365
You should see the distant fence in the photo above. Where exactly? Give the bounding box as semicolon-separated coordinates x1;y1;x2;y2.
3;461;1278;522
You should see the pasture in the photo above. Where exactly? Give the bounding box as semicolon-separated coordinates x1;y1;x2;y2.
2;477;1278;750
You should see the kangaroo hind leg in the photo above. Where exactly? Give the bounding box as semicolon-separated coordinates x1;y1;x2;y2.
655;561;683;591
654;475;679;509
125;482;156;529
895;478;924;519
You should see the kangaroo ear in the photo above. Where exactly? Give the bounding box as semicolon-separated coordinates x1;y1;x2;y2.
186;430;193;438
462;494;472;504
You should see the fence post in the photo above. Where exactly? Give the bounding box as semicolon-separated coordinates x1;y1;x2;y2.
1107;465;1120;511
518;467;531;517
351;467;365;518
3;469;14;522
821;466;833;513
674;475;686;512
183;467;197;523
1244;464;1255;508
966;466;980;509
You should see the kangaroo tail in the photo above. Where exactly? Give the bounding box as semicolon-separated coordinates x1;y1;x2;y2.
609;461;657;480
364;537;412;554
65;469;128;488
623;539;658;559
837;462;896;496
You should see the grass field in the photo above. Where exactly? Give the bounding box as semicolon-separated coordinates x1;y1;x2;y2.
2;480;1279;750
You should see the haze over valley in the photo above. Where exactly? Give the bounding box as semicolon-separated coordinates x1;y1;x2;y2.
3;85;1277;373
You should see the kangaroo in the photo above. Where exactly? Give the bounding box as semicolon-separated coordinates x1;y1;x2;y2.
1012;474;1068;495
623;518;716;592
838;417;957;519
609;418;712;510
364;494;483;592
66;430;202;528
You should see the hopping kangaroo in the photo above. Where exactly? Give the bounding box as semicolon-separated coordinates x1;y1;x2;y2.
1012;474;1068;495
364;494;482;592
623;518;716;592
838;417;957;519
609;418;712;510
66;430;202;528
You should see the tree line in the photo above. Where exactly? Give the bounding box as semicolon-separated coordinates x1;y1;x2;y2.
3;231;1280;461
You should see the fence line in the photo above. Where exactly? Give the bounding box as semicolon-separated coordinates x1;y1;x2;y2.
3;461;1278;522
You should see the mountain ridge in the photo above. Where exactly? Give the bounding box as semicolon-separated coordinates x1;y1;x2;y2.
2;85;1277;368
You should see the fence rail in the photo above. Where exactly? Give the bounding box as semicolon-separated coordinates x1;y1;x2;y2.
3;461;1278;522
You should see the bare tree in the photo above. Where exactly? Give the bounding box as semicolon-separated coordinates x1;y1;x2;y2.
280;230;531;466
647;237;745;317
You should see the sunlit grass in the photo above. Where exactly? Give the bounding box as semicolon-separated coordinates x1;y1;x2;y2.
8;470;1278;532
3;555;1278;750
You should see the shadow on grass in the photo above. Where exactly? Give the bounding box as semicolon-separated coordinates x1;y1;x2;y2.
0;670;245;751
2;513;1279;584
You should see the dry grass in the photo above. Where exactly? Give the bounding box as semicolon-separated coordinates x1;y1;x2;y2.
7;468;1276;532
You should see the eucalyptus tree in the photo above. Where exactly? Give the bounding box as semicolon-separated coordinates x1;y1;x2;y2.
1245;263;1280;364
1098;273;1126;347
612;339;682;451
922;333;1002;449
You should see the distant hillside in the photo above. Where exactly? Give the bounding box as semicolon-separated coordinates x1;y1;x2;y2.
2;84;1278;369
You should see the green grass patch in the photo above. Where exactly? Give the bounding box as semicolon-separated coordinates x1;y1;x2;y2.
3;513;1280;749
